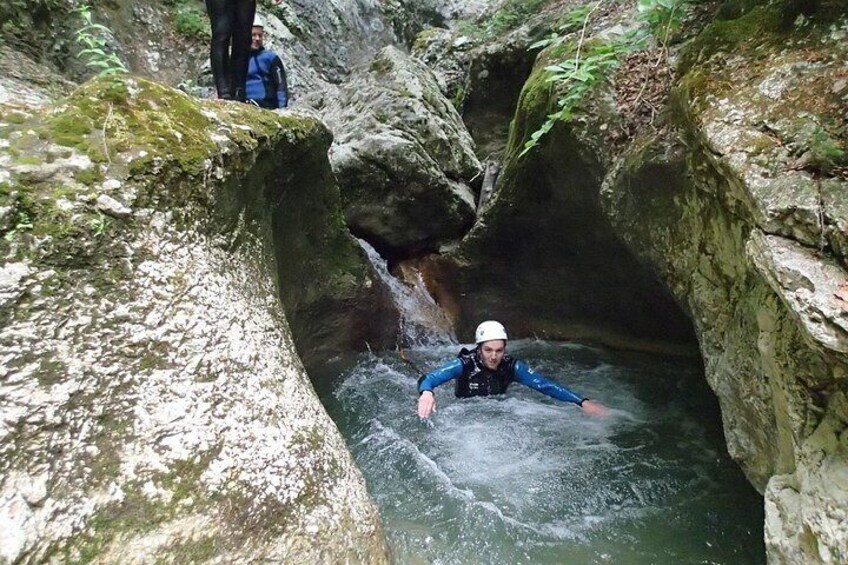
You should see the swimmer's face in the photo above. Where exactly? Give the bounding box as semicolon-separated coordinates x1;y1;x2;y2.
479;340;505;370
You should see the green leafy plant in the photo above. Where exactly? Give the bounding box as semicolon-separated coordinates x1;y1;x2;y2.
520;0;689;156
521;2;633;156
530;3;598;50
638;0;685;33
485;0;549;37
171;1;211;40
74;4;129;78
88;211;111;237
4;211;34;241
638;0;688;53
456;0;550;40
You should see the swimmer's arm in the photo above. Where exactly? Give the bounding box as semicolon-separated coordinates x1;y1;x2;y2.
513;360;608;416
417;359;463;419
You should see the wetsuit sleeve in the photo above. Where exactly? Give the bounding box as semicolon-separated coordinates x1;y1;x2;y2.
270;56;288;108
417;358;464;394
513;360;585;406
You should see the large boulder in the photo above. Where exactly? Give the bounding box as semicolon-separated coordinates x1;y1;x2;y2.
262;0;451;86
437;2;848;560
0;77;391;562
319;45;480;257
602;4;848;562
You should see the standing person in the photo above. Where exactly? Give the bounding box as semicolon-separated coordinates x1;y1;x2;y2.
205;0;282;101
416;321;609;419
246;16;289;109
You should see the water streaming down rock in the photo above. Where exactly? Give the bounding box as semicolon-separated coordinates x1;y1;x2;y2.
357;238;457;347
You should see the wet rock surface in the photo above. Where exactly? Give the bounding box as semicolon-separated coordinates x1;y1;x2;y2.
444;2;847;562
600;7;848;563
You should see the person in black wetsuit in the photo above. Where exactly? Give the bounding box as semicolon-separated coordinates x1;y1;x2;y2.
416;321;609;419
205;0;282;101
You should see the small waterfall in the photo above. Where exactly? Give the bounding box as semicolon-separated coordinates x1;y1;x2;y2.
357;239;457;347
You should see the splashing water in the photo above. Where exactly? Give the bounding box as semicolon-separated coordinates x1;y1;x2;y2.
356;239;456;347
324;341;765;564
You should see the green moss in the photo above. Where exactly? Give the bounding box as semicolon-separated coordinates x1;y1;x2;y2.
160;455;215;505
11;155;43;166
442;0;578;42
65;446;223;562
480;0;551;39
680;5;785;72
503;44;563;160
48;113;94;149
369;54;394;75
138;354;160;371
73;167;104;185
160;537;218;563
36;78;214;178
412;26;444;52
5;112;28;125
803;124;846;172
73;489;165;560
35;358;67;386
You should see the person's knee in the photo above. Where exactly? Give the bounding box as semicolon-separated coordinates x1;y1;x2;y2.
210;23;232;42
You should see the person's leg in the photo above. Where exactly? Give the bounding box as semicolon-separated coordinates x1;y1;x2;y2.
229;0;256;102
206;0;234;99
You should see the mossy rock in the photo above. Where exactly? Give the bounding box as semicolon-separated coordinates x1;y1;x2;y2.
1;75;391;562
1;73;396;370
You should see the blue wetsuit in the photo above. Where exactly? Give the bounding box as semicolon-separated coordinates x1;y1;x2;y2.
246;47;289;109
417;347;586;406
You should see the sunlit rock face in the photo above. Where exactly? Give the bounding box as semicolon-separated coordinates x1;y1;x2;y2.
0;77;390;563
321;46;480;258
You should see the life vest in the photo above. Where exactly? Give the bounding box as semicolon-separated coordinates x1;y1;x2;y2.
454;347;516;398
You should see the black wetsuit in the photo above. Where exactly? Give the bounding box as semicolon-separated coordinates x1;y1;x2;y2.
206;0;256;101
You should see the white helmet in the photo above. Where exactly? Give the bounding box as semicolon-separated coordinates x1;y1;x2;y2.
253;15;265;28
475;320;508;344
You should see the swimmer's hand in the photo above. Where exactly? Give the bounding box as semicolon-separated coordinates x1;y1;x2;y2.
581;399;609;417
417;391;436;419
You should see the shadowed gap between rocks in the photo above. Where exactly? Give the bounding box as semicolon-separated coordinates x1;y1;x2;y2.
262;128;400;380
443;121;700;356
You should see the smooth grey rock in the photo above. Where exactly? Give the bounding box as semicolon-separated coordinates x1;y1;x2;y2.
0;262;31;309
323;46;479;255
748;232;848;355
0;493;36;564
0;76;390;563
95;194;133;218
598;10;848;563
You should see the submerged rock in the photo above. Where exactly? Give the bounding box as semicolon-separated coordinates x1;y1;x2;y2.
0;77;390;562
